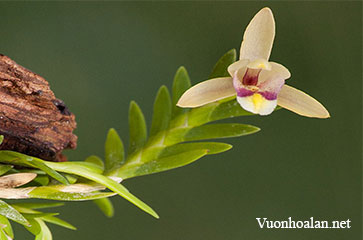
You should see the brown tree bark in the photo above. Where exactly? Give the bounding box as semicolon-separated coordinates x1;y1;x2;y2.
0;54;77;161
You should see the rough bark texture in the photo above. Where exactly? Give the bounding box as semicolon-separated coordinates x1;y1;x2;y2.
0;54;77;161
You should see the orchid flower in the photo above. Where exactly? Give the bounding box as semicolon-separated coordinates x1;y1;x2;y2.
177;7;330;118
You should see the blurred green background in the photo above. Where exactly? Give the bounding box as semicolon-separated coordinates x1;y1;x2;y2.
0;1;361;240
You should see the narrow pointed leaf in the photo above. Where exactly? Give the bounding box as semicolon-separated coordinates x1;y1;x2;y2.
184;123;260;141
172;67;191;117
0;228;10;240
24;218;41;236
105;129;124;173
14;206;76;231
41;215;76;230
120;149;208;179
35;219;52;240
33;175;49;186
64;161;104;175
160;142;232;157
45;161;159;218
163;128;190;146
0;151;69;185
93;198;114;218
13;203;64;210
209;49;237;78
150;86;171;137
128;101;147;154
28;186;115;201
0;200;29;226
134;149;208;177
64;174;77;184
22;213;58;219
0;183;113;200
85;155;104;171
0;215;13;238
0;165;12;176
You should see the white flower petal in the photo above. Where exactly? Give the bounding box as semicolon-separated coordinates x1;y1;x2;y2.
240;7;275;61
237;93;277;116
227;59;249;77
268;62;291;79
257;62;290;94
277;84;330;118
177;77;235;108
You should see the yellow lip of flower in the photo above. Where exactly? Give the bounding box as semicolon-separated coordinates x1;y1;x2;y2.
176;7;330;119
252;93;263;110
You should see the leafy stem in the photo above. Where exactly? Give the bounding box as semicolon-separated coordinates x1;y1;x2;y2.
107;49;259;180
0;48;269;239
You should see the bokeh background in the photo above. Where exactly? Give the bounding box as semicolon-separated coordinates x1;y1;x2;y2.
0;1;361;240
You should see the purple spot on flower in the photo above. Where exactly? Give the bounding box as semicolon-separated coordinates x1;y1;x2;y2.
260;91;277;100
237;88;254;98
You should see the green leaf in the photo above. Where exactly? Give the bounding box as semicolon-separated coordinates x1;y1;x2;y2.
172;66;191;118
0;200;29;226
10;169;45;175
64;174;77;184
45;161;159;218
128;101;147;155
28;186;116;201
13;204;76;231
0;183;113;201
209;49;237;78
0;151;69;185
93;198;114;218
35;219;52;240
85;155;104;171
22;213;58;219
160;142;232;157
33;175;49;186
24;217;41;236
13;202;64;210
41;215;76;231
0;136;3;145
70;162;104;175
118;143;231;179
184;124;260;141
0;164;12;176
0;215;13;238
120;149;208;179
163;128;190;146
150;86;171;138
0;228;10;240
104;129;124;173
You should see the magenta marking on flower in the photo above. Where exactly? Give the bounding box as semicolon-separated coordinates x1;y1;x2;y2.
260;91;278;100
237;88;255;98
